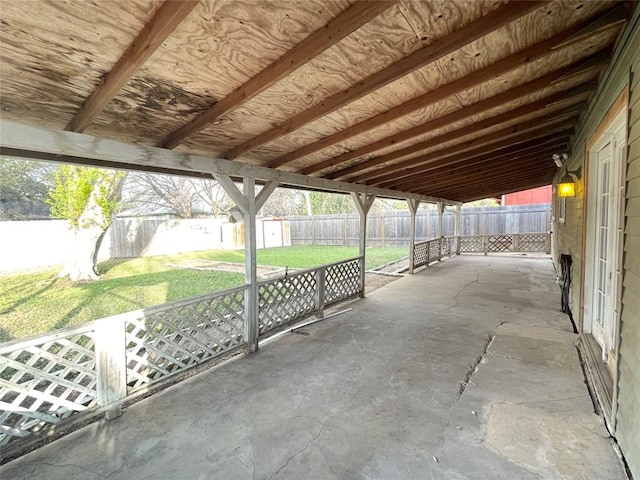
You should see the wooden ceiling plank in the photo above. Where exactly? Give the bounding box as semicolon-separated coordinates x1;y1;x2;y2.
65;0;200;133
379;136;570;190
268;6;623;169
349;102;585;184
389;144;566;192
159;0;397;149
312;55;603;178
223;0;548;160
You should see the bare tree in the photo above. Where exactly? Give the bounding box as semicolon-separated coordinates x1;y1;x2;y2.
123;173;232;218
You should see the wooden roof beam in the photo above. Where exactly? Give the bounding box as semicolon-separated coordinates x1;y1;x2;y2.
389;143;567;192
222;1;547;159
267;4;624;169
159;1;397;149
0;120;461;207
358;105;583;185
65;0;200;133
381;136;569;190
338;80;596;182
456;177;556;203
377;136;571;191
312;51;607;178
368;119;577;184
416;165;558;199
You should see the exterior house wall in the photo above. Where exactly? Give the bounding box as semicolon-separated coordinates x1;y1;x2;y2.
553;10;639;477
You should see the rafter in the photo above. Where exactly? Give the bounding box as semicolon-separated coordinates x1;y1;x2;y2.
221;1;547;160
308;51;606;178
376;135;572;191
425;173;558;202
366;116;580;186
267;4;625;169
350;102;585;184
65;0;199;133
159;1;397;149
416;165;558;198
387;143;567;192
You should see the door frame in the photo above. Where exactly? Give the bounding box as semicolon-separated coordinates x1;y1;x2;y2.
580;88;628;427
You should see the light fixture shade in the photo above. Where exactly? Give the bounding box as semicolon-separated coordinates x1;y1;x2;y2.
558;181;575;197
558;172;576;197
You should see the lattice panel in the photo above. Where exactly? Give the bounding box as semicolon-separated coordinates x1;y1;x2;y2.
459;236;482;252
488;235;513;252
428;239;440;262
518;233;547;252
441;238;451;257
326;259;361;306
414;241;428;268
449;236;459;255
258;271;316;334
125;289;245;391
0;332;97;446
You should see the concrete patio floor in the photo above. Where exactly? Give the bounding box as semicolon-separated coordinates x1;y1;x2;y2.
2;255;627;480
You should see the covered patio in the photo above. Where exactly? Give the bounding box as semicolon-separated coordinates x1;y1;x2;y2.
2;255;626;479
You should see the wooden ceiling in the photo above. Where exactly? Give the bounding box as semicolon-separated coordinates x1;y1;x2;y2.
0;0;633;203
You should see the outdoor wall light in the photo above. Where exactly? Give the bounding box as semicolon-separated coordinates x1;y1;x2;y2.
558;170;580;198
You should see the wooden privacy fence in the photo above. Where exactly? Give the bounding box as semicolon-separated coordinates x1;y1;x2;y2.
289;204;551;246
0;257;362;454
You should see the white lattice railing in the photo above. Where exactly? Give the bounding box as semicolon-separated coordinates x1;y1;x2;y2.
1;257;363;450
0;325;98;447
458;232;550;254
413;236;459;269
258;257;362;336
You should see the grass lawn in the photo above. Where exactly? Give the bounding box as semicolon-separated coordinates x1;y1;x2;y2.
0;246;407;342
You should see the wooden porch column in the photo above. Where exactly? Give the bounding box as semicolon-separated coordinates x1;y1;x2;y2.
351;192;376;297
407;198;420;274
214;174;278;352
437;202;444;238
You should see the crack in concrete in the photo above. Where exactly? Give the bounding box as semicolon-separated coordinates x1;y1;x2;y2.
457;334;495;399
267;425;324;480
446;274;480;310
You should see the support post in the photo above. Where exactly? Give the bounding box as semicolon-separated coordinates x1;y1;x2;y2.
351;192;376;297
315;267;326;318
243;177;258;351
437;202;444;238
455;205;462;254
95;316;127;419
407;198;420;274
437;202;444;260
214;174;278;352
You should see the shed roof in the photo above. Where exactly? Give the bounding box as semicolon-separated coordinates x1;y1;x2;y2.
0;0;633;202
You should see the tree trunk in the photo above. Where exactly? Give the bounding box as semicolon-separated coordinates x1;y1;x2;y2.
57;172;124;282
58;226;104;282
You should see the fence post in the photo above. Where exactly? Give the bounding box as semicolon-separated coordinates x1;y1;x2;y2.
512;233;520;252
95;316;127;419
545;232;551;254
315;267;326;318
